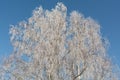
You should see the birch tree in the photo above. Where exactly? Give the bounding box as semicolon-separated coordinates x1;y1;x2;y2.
0;2;119;80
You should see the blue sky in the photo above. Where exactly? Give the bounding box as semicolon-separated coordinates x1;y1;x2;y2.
0;0;120;66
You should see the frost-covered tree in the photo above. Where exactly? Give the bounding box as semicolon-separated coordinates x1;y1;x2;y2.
0;2;119;80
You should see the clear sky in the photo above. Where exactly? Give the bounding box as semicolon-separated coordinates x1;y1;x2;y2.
0;0;120;66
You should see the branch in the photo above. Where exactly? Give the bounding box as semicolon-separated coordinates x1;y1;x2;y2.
73;66;87;80
62;50;70;60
